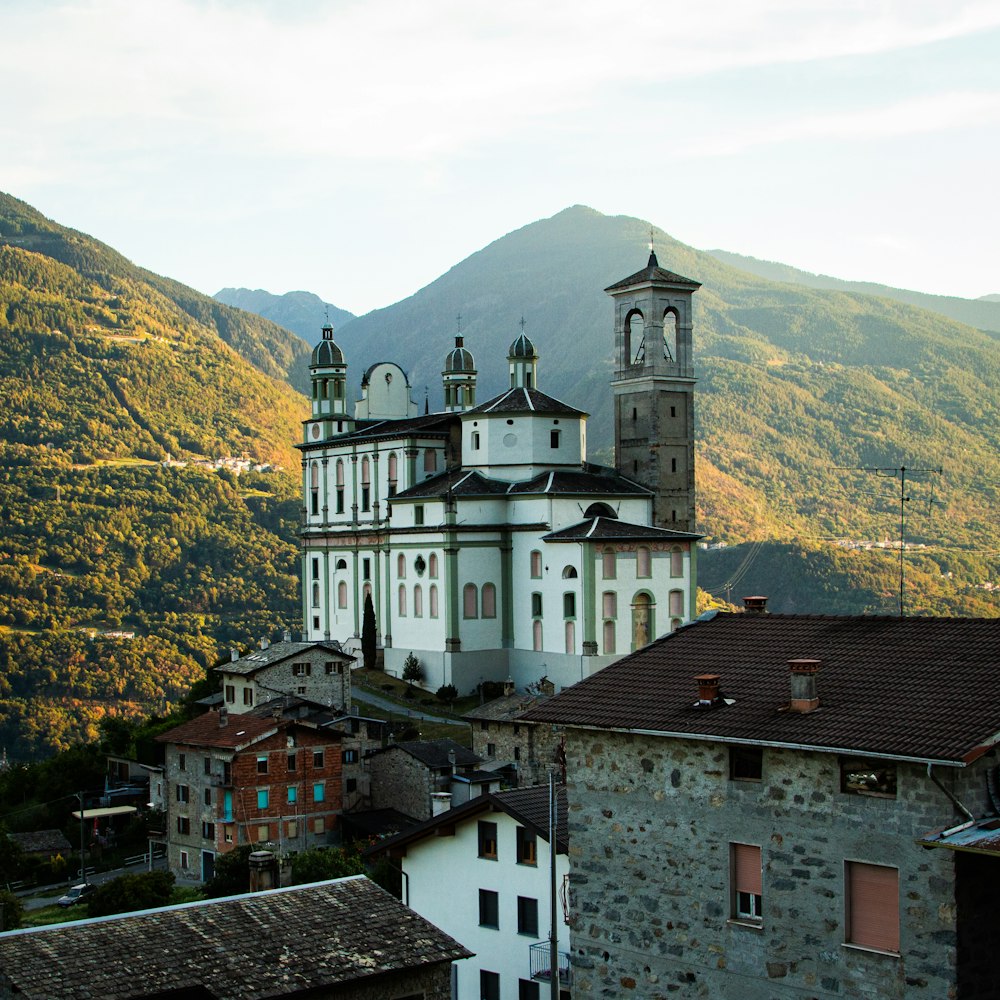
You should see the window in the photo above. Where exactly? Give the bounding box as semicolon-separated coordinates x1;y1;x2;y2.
514;745;521;760
311;557;320;581
362;558;371;581
602;591;617;618
481;971;500;1000
482;582;496;618
479;889;499;928
257;755;268;774
176;784;189;803
519;980;541;1000
346;778;357;793
313;782;325;803
603;619;616;654
487;742;496;757
257;789;269;809
224;826;234;844
203;756;212;775
424;449;437;473
671;547;684;577
361;457;371;511
602;547;616;579
429;584;439;618
177;817;190;835
398;584;407;617
335;459;345;514
387;452;398;495
845;862;899;952
564;620;575;654
178;753;186;771
287;786;297;803
637;546;651;577
337;581;347;608
480;721;489;732
202;821;215;840
472;431;481;449
287;752;297;771
563;593;576;618
669;589;684;617
730;746;763;781
343;748;358;764
532;619;543;652
429;553;438;578
313;750;325;768
225;684;235;703
325;660;339;675
517;826;537;866
180;850;189;869
397;553;406;578
478;821;498;859
731;843;763;922
204;788;212;806
841;758;897;798
258;824;270;841
517;895;539;936
287;820;298;838
550;429;560;448
313;817;325;834
530;550;542;578
413;584;423;617
292;662;312;677
243;688;254;706
415;504;425;526
463;583;479;618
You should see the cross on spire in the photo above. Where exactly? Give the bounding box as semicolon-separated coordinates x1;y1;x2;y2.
456;313;462;334
519;316;526;333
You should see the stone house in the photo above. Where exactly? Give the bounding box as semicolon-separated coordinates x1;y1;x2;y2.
465;682;562;787
215;636;354;715
522;611;1000;999
323;711;389;811
156;709;344;883
368;784;571;1000
366;738;498;821
0;875;470;999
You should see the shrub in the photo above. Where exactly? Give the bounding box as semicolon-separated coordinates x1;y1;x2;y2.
435;684;458;705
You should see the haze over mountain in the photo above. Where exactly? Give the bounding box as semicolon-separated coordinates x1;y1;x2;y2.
214;288;355;345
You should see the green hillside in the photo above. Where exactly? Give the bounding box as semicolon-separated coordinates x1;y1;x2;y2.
214;287;355;344
0;193;306;758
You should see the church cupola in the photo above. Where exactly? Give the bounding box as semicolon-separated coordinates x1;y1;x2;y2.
310;321;348;419
507;318;538;389
442;321;477;413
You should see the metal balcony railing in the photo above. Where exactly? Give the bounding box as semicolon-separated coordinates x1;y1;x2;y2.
529;940;572;986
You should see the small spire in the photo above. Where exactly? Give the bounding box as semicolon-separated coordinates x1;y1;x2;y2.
519;316;526;333
648;227;659;268
424;387;429;415
456;312;462;334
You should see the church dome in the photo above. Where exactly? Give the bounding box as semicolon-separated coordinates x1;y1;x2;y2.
311;323;344;367
508;331;537;359
444;336;475;373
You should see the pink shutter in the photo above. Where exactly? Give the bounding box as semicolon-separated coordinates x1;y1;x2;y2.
848;863;898;952
733;844;762;896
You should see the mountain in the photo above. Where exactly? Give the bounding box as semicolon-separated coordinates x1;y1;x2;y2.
0;192;307;757
214;288;355;344
707;248;1000;335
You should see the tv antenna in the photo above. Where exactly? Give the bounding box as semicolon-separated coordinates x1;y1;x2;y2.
838;464;943;616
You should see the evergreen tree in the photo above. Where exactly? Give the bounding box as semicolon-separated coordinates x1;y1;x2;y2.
362;594;377;670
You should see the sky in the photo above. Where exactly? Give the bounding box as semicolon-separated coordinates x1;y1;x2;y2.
1;0;998;316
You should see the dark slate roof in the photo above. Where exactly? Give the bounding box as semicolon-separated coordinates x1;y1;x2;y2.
0;876;471;1000
310;324;344;367
369;738;482;769
604;250;702;292
508;332;537;359
543;515;702;542
463;692;552;723
507;467;650;497
215;639;354;677
393;468;512;500
444;336;476;373
9;829;72;855
520;614;1000;765
155;710;278;750
466;386;586;417
321;411;457;446
367;784;569;858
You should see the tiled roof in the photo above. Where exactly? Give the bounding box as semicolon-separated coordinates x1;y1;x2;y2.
302;412;457;449
393;469;511;500
543;516;702;542
154;710;278;749
0;876;471;1000
466;387;586;417
507;467;650;497
604;251;702;292
367;784;569;858
369;738;482;769
463;692;551;723
520;613;1000;765
216;639;354;677
9;829;72;855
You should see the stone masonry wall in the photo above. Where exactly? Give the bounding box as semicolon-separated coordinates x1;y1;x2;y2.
369;748;436;820
565;729;981;1000
472;719;563;786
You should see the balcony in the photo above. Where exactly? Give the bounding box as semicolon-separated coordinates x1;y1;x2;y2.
529;940;572;987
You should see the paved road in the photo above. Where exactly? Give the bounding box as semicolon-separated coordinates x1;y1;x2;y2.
19;855;168;911
351;683;468;727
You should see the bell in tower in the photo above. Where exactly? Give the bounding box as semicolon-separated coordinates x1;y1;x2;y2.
605;242;700;532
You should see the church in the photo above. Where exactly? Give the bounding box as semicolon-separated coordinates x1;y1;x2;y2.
297;251;702;693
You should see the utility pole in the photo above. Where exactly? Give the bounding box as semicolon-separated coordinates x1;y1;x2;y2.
75;791;87;884
549;769;559;1000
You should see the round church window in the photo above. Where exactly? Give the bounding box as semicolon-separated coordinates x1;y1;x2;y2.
503;433;517;448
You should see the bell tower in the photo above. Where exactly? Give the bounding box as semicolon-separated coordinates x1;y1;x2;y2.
606;245;700;532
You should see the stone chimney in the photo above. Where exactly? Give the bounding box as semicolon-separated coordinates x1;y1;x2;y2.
259;636;270;650
431;792;452;816
230;647;239;662
695;674;721;706
788;659;821;713
248;850;279;892
283;629;292;643
447;749;457;774
743;596;768;614
503;677;515;697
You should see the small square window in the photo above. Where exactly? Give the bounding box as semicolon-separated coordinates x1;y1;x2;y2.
516;826;536;866
313;750;325;769
313;782;325;803
730;746;763;781
487;742;496;757
841;757;897;798
415;505;425;526
845;861;899;952
257;789;269;809
479;888;499;928
343;748;358;764
178;753;186;772
257;755;268;774
258;824;270;841
519;980;541;1000
287;786;297;803
481;971;500;1000
517;895;539;936
287;752;297;771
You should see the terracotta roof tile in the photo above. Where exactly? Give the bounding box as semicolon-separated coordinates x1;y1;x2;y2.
155;710;278;749
521;613;1000;764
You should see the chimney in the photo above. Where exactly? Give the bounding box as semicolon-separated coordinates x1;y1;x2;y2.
230;647;239;662
447;749;457;774
695;674;720;706
248;850;278;892
788;659;821;713
503;677;515;697
743;596;768;614
218;706;228;727
260;636;270;650
431;792;452;816
283;629;292;643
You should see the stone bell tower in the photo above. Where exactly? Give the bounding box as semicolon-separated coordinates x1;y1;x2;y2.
605;245;700;532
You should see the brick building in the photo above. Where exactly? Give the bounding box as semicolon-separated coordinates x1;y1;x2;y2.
156;709;344;883
523;612;1000;999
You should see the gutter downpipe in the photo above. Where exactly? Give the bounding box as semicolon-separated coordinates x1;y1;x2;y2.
927;763;976;838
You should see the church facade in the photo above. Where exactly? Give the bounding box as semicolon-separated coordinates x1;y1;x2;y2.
297;253;702;693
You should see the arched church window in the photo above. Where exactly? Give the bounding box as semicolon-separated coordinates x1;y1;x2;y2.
337;581;347;609
398;585;407;617
429;584;439;618
564;620;575;654
336;558;347;570
413;584;423;618
670;547;684;577
312;582;320;607
361;457;371;511
602;547;616;579
631;593;653;650
669;589;684;617
562;566;578;579
463;583;478;619
584;502;616;519
429;553;439;579
530;551;542;578
637;546;651;578
603;619;615;654
335;460;345;515
310;463;320;516
482;583;496;618
625;309;645;365
663;308;678;362
532;619;543;652
424;450;438;474
397;553;406;579
387;452;398;496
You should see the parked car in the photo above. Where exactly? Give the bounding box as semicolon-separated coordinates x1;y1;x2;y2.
57;882;95;908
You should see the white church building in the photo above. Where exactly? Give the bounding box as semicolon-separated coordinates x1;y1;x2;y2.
297;252;702;693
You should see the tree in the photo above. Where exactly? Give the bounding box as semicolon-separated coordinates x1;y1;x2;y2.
0;889;23;931
290;846;365;885
436;683;458;705
86;870;175;917
402;652;423;687
362;593;377;670
204;844;253;898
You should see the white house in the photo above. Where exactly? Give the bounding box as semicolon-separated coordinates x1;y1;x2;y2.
367;783;571;1000
297;252;704;694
